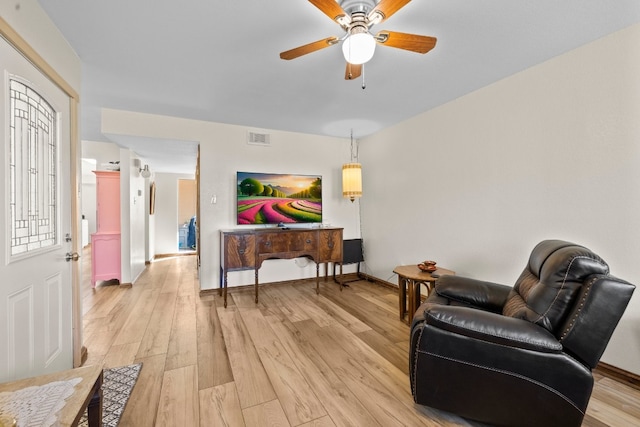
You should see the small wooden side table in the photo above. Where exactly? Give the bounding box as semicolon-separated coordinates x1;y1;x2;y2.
0;365;103;426
394;265;455;324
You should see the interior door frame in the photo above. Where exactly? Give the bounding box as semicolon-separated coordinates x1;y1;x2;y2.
196;145;200;270
0;18;83;367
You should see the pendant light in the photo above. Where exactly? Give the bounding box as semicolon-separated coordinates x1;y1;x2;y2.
342;130;362;202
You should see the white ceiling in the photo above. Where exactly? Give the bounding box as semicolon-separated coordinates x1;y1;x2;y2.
37;0;640;173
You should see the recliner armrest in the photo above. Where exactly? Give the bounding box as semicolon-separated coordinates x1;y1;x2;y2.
425;305;563;352
436;275;511;313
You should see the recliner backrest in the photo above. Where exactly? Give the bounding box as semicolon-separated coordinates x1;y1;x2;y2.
502;240;609;334
559;274;635;368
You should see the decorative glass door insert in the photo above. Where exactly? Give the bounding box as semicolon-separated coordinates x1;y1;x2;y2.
8;78;58;257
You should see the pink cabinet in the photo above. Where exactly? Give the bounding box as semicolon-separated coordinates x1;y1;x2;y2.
91;171;121;287
91;232;121;285
95;170;120;232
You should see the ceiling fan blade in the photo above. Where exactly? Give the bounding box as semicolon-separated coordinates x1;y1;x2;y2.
280;37;339;60
376;31;437;54
309;0;349;25
345;63;362;80
368;0;411;24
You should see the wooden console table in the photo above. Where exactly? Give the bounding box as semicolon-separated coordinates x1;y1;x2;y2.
394;265;455;324
220;227;343;307
0;365;103;426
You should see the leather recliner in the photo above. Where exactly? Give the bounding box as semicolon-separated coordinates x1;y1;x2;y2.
410;240;635;427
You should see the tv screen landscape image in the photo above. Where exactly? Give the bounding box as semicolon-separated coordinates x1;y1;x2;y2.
237;172;322;225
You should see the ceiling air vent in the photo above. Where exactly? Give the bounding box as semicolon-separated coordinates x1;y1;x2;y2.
247;130;271;146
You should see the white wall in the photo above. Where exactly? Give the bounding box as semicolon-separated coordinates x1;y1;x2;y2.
81;159;97;236
360;23;640;375
0;2;81;91
119;149;147;284
101;110;362;290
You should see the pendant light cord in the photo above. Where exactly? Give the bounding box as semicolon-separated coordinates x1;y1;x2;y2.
350;129;359;162
361;64;366;90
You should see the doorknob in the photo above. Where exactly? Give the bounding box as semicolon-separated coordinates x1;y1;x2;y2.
65;252;80;262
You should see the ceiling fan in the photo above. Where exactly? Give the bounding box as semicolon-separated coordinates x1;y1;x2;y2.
280;0;437;80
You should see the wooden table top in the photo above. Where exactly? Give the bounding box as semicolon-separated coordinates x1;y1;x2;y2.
393;265;455;282
0;364;102;426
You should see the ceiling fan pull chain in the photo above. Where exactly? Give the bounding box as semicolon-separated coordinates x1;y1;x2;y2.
361;64;366;90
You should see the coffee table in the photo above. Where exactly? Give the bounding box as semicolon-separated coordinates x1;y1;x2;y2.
0;365;103;426
394;264;455;324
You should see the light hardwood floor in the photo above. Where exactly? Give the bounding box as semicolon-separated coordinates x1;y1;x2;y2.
81;253;640;426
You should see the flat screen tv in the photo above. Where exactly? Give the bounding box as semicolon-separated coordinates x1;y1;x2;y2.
237;171;322;225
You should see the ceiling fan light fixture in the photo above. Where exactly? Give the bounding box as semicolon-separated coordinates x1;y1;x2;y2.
342;32;376;65
367;11;384;26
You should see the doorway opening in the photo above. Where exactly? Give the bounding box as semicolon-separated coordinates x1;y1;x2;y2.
178;179;197;252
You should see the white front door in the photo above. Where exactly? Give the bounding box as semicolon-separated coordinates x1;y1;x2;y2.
0;36;74;381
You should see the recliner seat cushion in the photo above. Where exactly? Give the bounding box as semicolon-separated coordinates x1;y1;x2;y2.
502;240;609;334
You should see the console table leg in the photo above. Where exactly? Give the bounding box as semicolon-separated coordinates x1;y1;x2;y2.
255;269;259;303
316;263;320;294
223;272;228;308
